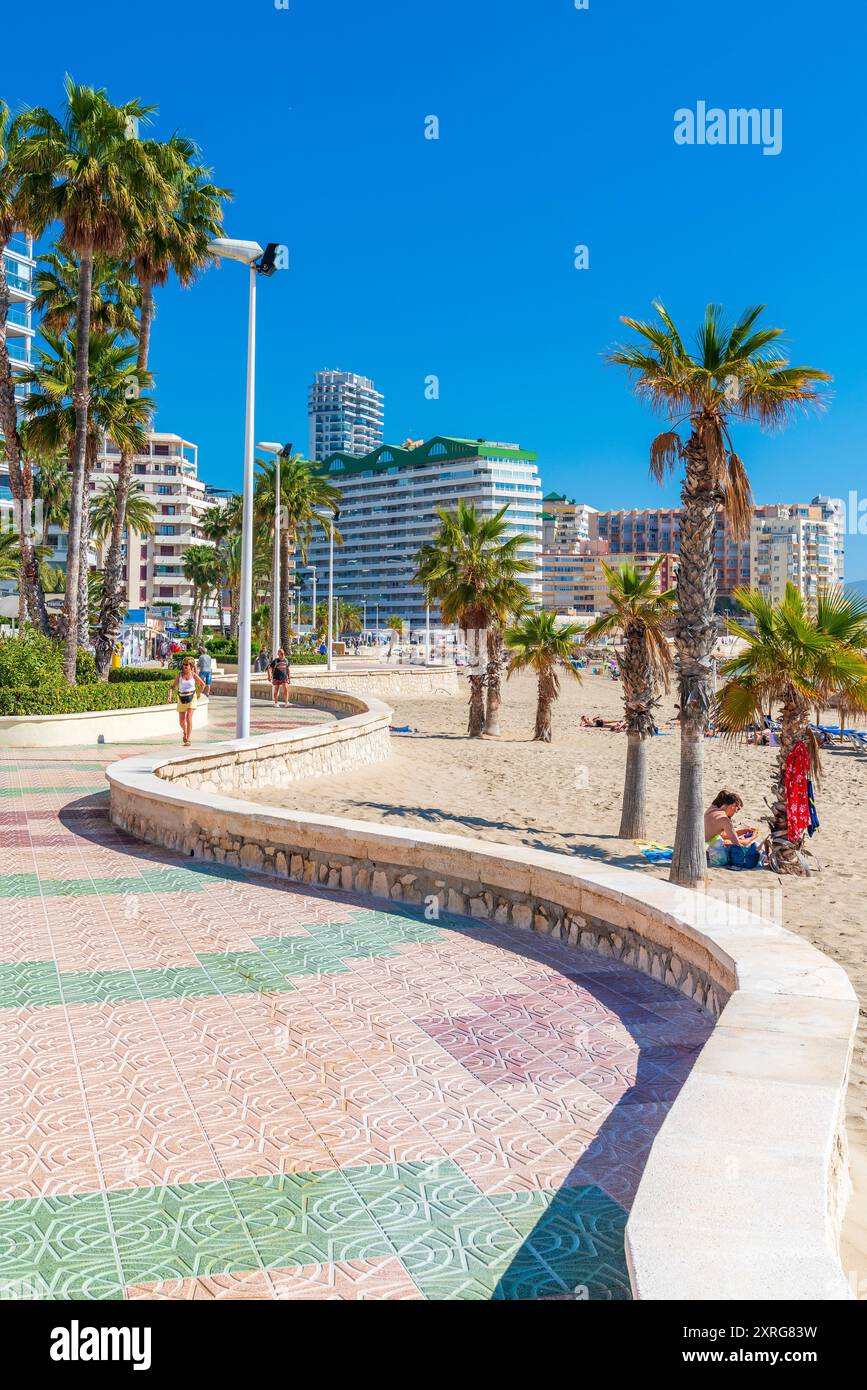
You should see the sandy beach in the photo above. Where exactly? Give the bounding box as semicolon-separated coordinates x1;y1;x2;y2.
247;668;867;1294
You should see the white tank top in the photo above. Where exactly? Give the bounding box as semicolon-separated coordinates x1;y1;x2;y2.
179;675;196;693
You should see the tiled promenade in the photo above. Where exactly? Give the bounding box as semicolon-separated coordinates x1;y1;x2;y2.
0;698;713;1300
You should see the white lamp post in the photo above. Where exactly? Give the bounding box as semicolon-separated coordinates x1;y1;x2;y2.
425;602;431;666
207;238;280;738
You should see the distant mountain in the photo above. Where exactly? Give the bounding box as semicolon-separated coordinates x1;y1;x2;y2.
847;579;867;596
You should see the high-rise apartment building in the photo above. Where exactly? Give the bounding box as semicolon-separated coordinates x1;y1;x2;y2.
0;234;36;545
306;436;542;627
541;541;676;615
308;370;384;461
594;501;845;604
66;431;226;620
749;504;842;604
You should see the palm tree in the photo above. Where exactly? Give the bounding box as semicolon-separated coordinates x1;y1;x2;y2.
20;329;149;654
33;247;140;337
0;101;49;632
17;78;174;680
505;612;582;742
27;248;147;674
29;444;71;545
717;584;867;875
182;543;220;643
385;615;403;646
414;500;534;737
200;502;233;636
254;454;341;650
584;559;677;838
90;477;156;547
609;301;830;886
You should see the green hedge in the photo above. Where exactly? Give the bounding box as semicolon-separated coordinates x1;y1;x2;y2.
0;682;175;717
108;668;174;684
289;651;326;665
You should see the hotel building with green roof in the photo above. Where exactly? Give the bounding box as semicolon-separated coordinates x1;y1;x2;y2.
307;436;542;629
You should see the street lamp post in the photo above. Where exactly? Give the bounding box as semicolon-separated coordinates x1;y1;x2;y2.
207;238;280;739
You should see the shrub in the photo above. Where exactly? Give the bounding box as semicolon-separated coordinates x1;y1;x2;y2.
0;682;174;717
108;668;174;685
289;651;327;665
75;649;97;683
0;627;65;687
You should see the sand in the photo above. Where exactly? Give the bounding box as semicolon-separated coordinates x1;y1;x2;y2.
248;667;867;1295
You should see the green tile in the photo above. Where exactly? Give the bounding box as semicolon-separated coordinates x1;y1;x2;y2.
196;951;298;996
108;1182;261;1285
0;1192;123;1300
229;1172;391;1268
0;960;63;1009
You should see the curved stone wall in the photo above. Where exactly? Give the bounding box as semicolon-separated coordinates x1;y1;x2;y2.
106;691;857;1302
210;664;459;702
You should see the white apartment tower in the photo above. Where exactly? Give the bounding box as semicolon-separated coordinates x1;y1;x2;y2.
74;432;224;620
306;436;542;627
308;370;384;461
749;503;843;605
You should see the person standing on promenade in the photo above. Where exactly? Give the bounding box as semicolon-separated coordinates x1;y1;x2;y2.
170;656;207;747
269;647;291;707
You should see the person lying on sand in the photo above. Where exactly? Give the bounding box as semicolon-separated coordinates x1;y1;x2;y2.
580;715;627;731
704;790;757;847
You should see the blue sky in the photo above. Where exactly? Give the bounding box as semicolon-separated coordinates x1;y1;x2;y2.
6;0;867;573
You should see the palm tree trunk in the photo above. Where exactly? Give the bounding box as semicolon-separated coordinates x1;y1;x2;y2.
670;426;719;887
619;624;657;839
230;587;239;641
138;283;154;374
485;627;503;735
467;674;485;736
94;449;133;677
534;668;555;742
0;241;49;634
77;437;96;649
619;733;649;838
63;250;94;682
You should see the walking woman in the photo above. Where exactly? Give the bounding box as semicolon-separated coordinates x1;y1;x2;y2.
170;656;207;746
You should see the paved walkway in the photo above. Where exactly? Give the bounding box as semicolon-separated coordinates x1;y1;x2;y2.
0;698;712;1300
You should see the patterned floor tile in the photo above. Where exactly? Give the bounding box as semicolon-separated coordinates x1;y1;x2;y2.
0;698;714;1298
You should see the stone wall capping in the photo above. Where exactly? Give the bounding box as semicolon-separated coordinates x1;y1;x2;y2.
105;688;857;1303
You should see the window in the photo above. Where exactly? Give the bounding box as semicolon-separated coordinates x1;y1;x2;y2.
378;450;393;462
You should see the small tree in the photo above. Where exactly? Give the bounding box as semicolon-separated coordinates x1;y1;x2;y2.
505;612;582;742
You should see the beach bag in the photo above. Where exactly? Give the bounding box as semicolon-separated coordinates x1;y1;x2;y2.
728;843;760;870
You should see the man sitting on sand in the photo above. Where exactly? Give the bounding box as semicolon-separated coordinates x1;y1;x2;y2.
704;790;757;847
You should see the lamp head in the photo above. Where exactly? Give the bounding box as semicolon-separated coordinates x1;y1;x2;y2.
207;238;265;266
